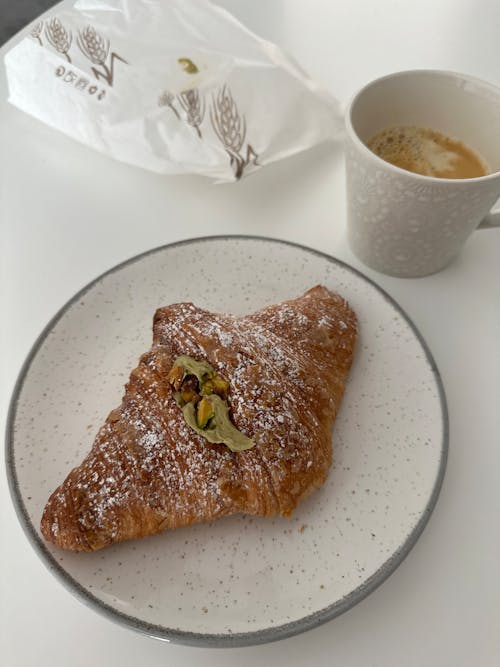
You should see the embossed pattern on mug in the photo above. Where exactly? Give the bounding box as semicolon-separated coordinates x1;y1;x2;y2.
346;142;500;276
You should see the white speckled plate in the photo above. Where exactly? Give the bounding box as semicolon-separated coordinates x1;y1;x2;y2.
6;236;447;647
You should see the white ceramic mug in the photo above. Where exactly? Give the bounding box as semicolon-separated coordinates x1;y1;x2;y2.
345;70;500;277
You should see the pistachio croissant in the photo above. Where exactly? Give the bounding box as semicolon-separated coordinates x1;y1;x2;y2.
41;285;357;551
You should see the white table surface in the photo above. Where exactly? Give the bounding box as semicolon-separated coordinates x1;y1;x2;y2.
1;1;499;665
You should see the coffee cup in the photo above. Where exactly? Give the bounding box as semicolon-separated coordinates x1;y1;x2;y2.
344;70;500;277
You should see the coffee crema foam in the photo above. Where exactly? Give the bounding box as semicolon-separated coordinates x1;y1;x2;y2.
367;126;489;179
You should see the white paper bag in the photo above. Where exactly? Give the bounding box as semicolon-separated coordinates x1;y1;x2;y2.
4;0;343;181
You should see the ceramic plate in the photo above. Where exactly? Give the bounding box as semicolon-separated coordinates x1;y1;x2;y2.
6;236;447;647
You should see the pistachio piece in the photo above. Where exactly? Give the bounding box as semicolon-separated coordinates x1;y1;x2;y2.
200;379;214;396
167;365;185;390
196;397;215;429
179;376;199;404
181;387;200;404
212;376;229;399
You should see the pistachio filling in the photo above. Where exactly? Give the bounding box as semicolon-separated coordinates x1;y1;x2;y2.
167;355;254;452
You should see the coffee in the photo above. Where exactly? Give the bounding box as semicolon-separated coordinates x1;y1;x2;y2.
367;126;489;179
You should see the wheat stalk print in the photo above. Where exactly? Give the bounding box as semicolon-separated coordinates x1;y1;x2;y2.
211;85;245;158
177;89;205;138
210;85;258;180
31;22;43;46
45;18;72;62
158;91;181;120
77;25;108;65
77;25;128;87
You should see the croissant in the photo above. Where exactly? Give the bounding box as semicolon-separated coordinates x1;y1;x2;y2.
41;285;357;551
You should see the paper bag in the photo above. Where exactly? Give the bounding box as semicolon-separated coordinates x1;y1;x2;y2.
4;0;343;181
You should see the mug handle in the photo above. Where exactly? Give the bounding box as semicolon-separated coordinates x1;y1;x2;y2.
478;207;500;229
